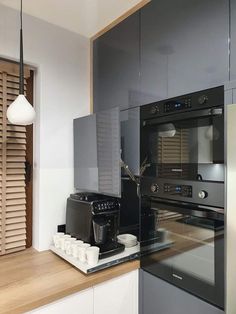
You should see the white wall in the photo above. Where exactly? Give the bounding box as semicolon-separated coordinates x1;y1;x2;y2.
0;0;146;37
0;4;90;250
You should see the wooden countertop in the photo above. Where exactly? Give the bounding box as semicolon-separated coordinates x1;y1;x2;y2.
0;248;140;314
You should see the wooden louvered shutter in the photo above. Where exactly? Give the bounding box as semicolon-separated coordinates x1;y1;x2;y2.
0;60;31;255
158;129;190;164
157;129;191;178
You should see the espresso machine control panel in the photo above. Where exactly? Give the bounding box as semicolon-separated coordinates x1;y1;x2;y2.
92;200;120;214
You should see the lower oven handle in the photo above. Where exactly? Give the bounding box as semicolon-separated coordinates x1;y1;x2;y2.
151;199;224;220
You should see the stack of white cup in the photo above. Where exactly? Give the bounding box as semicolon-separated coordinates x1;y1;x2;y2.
52;233;100;266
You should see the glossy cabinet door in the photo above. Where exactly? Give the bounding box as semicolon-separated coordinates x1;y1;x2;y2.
74;107;121;197
140;270;224;314
93;12;140;112
120;107;140;176
230;0;236;80
94;270;139;314
141;0;229;101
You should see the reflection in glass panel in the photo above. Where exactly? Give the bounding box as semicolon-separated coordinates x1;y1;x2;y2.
144;115;224;181
156;208;215;285
141;203;224;286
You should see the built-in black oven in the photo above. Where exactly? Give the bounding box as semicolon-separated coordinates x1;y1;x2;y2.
140;86;224;184
140;86;225;309
140;197;224;309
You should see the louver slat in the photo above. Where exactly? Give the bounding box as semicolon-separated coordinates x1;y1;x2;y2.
0;65;29;256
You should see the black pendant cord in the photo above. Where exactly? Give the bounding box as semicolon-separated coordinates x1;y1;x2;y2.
19;0;24;95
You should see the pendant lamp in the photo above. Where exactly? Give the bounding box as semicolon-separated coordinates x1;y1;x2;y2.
7;0;36;125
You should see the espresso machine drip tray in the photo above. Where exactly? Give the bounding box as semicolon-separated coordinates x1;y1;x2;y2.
99;242;125;259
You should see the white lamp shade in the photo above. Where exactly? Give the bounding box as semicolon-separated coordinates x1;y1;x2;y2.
7;94;36;125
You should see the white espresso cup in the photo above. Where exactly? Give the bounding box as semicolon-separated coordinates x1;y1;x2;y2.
65;238;77;255
59;234;71;251
158;228;169;243
53;232;64;248
86;246;100;266
71;240;84;258
78;243;91;262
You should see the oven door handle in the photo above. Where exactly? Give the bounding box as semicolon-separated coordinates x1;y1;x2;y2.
151;199;224;220
143;107;223;126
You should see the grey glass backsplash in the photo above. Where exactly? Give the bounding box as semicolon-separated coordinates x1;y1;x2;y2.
74;107;121;197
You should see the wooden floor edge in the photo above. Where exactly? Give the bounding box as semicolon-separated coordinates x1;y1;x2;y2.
91;0;151;41
1;260;140;314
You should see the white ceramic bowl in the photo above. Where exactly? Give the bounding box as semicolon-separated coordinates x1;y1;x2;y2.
117;234;137;248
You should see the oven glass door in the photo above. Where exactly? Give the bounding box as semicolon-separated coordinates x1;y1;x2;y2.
140;198;224;309
141;107;224;181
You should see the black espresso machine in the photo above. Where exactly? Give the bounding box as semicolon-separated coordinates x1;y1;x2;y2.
66;193;125;259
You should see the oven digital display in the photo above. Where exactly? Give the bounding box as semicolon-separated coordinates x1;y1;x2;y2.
164;99;191;112
164;183;192;197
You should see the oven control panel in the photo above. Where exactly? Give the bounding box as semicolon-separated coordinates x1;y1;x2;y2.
140;86;224;121
164;183;192;198
164;98;192;113
143;177;224;207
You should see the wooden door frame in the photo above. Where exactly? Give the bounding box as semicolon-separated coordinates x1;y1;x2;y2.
25;70;34;248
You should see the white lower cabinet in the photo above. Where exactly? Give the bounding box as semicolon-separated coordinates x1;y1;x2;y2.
93;270;139;314
26;288;93;314
25;270;139;314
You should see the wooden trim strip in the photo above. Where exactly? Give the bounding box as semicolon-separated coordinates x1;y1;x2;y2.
90;38;93;114
0;60;30;79
91;0;150;41
1;72;7;255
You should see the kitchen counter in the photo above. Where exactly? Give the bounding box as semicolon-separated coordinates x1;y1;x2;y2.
0;248;140;314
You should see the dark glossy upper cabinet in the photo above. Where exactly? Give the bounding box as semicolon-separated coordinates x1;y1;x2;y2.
74;107;121;197
230;0;236;80
141;0;229;101
93;12;140;112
